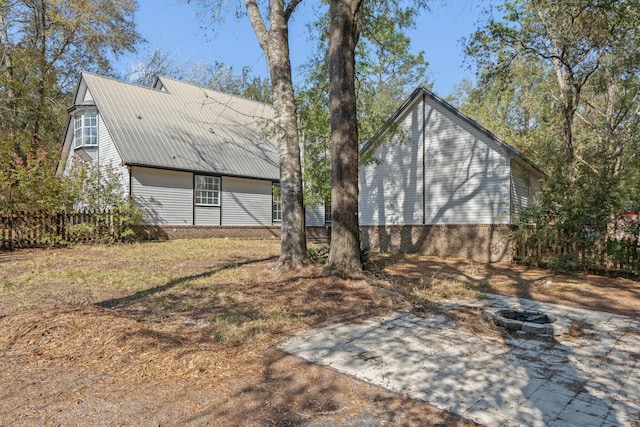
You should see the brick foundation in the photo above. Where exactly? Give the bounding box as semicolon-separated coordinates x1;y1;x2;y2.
133;225;333;243
133;225;281;241
132;224;513;262
360;224;515;262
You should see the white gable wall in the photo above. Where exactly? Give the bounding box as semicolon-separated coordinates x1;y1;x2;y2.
360;94;512;226
423;99;511;225
97;114;129;191
359;100;424;226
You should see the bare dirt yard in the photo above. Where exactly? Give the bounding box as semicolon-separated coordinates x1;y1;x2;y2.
1;239;639;426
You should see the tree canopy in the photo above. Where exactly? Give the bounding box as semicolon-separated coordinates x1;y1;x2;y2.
0;0;140;212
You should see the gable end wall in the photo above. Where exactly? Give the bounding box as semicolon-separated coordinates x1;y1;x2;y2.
360;95;512;227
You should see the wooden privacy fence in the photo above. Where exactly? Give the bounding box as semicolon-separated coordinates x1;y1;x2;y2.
515;215;640;274
0;209;123;250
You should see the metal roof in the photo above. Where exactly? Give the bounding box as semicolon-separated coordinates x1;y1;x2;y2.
81;72;279;180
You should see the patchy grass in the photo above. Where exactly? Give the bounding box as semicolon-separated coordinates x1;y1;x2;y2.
2;240;638;425
1;239;473;426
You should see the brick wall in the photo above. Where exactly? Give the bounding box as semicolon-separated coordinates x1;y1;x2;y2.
360;224;515;262
132;224;513;262
133;225;281;241
133;225;333;243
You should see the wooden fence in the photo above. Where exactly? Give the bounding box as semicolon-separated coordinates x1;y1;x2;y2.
0;209;123;250
515;215;640;275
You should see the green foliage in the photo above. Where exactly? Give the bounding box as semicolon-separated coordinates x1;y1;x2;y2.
307;244;370;265
0;149;72;214
513;174;640;274
64;160;145;242
125;51;272;103
461;0;640;274
0;0;140;164
308;245;330;264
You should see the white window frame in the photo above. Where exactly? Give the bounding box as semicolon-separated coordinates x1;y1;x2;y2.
195;175;220;206
74;111;98;148
272;184;282;222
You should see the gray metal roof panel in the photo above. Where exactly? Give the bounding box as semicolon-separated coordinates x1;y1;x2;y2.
81;73;278;180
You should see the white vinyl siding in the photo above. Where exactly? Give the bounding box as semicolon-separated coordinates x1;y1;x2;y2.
359;101;424;226
63;112;129;192
221;177;272;226
510;162;541;224
305;205;326;226
131;167;193;225
423;100;511;225
359;95;512;227
97;113;129;191
194;206;221;225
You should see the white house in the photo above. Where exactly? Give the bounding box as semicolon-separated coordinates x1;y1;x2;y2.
58;74;543;260
358;87;544;261
58;72;282;238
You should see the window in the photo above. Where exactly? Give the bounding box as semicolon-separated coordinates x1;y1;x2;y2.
74;111;98;148
324;201;332;224
195;175;220;206
272;184;282;222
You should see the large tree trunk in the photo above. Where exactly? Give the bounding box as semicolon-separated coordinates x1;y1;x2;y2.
327;0;363;277
245;0;308;268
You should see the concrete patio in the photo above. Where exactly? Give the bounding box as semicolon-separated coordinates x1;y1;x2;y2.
282;294;640;426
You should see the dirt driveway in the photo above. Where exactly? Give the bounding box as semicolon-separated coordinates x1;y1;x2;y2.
1;240;638;426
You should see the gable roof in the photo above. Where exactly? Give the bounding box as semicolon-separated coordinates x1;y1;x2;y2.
63;72;278;180
362;86;546;178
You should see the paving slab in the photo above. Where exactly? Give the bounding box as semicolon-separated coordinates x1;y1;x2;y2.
282;293;640;426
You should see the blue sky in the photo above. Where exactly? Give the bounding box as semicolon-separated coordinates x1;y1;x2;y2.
114;0;487;97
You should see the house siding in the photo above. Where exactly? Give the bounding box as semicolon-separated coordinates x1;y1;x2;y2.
221;177;272;226
83;88;93;102
63;112;129;192
97;113;129;191
422;98;511;225
359;99;424;226
510;161;542;223
305;204;326;226
131;167;193;225
194;206;221;225
360;95;511;227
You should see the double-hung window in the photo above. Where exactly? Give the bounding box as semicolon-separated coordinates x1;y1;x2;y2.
272;184;282;222
195;175;220;206
74;111;98;148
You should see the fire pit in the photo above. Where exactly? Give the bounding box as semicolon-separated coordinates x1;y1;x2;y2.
496;309;557;324
487;308;570;336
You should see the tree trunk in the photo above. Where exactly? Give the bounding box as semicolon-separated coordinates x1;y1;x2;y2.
552;57;578;180
245;0;308;269
327;0;363;277
0;9;19;156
